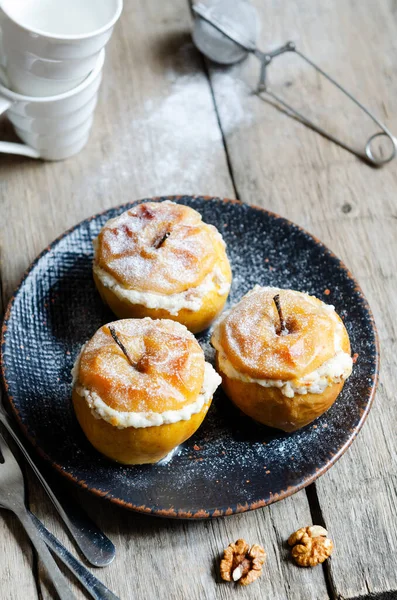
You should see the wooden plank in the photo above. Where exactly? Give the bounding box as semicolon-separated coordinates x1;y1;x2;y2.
308;168;397;598
206;0;397;597
63;485;329;600
0;0;335;598
0;292;38;599
0;0;234;299
20;0;328;596
0;487;38;600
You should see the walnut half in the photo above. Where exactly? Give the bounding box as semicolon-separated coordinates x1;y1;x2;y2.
288;526;333;567
220;539;266;586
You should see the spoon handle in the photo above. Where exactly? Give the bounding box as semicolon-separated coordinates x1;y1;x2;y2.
0;406;115;567
15;508;76;600
29;511;120;600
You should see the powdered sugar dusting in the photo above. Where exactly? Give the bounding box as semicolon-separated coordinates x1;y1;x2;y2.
75;361;221;429
94;201;230;296
212;286;352;388
209;71;254;135
4;196;378;514
76;318;205;414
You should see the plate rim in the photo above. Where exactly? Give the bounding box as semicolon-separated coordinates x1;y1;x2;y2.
0;195;380;518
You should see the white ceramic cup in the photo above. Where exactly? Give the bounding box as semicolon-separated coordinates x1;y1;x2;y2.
0;49;105;161
0;0;122;96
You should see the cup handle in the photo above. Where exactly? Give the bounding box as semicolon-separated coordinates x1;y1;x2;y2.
0;96;41;158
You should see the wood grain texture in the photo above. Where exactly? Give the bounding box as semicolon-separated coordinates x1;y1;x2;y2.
0;0;234;299
0;274;39;599
0;1;329;599
206;0;397;597
31;482;329;600
0;0;395;598
0;503;38;600
0;1;327;600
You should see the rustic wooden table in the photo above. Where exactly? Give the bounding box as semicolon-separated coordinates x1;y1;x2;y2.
1;1;396;599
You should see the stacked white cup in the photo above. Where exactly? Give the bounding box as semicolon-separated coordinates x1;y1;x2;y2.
0;0;123;160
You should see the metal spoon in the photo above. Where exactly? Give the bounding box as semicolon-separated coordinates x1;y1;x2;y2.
0;404;116;567
0;431;75;600
29;512;120;600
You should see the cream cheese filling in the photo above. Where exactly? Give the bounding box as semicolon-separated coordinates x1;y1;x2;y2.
74;361;221;429
93;263;230;316
212;288;353;398
215;344;353;398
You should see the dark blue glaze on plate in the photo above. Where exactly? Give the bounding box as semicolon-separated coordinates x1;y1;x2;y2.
0;196;379;518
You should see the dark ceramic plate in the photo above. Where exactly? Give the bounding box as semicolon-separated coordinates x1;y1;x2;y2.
1;196;378;518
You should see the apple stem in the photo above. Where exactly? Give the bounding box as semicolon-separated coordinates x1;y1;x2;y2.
109;325;139;369
153;230;170;249
273;294;288;335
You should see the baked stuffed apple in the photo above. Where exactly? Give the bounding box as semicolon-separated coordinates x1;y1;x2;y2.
93;201;232;333
211;287;353;432
72;318;221;464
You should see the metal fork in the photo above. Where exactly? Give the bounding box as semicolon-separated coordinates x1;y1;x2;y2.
0;431;76;600
0;403;115;567
28;512;120;600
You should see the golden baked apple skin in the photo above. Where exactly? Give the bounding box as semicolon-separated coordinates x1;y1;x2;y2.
216;358;345;432
212;287;353;432
72;388;212;464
